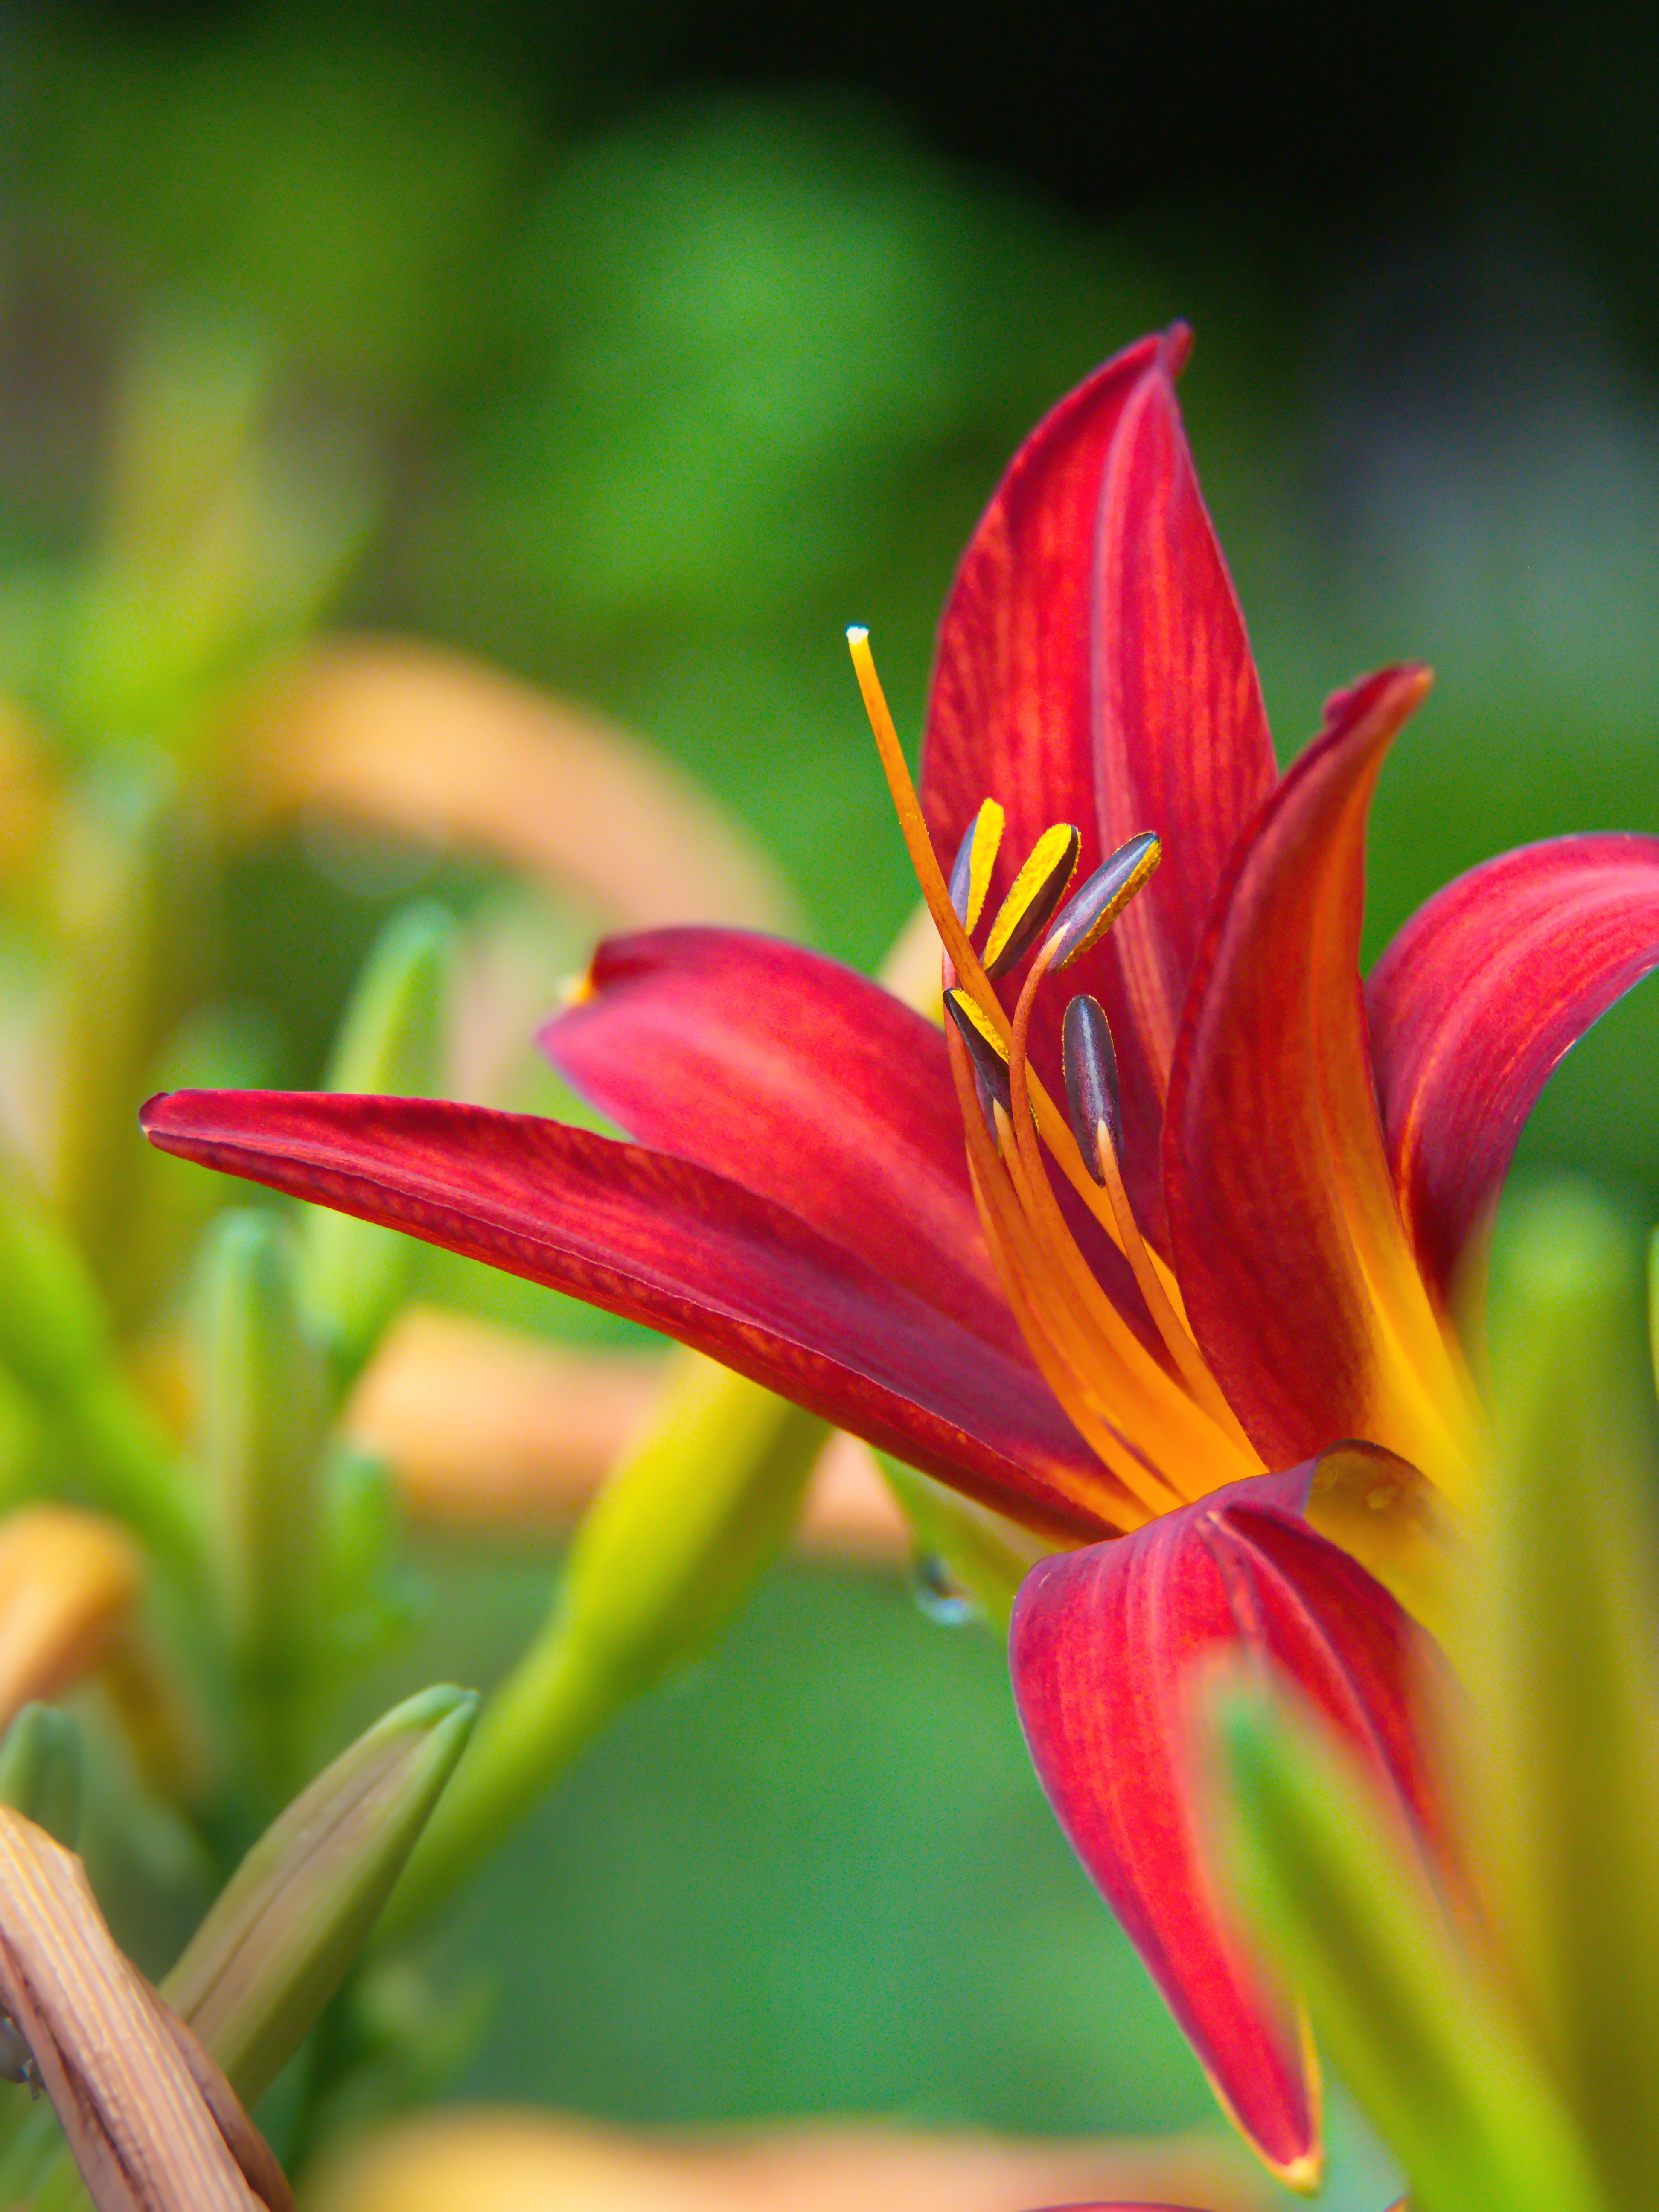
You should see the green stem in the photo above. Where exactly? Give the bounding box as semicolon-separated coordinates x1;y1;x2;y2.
375;1633;616;1944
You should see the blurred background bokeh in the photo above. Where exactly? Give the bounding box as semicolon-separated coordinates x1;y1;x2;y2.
1;2;1656;2204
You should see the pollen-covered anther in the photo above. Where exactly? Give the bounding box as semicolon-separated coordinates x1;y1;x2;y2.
982;823;1082;979
943;988;1012;1115
948;800;1006;931
1062;995;1122;1184
1045;832;1162;969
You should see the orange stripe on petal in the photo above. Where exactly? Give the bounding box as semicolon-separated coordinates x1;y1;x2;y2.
1164;669;1469;1479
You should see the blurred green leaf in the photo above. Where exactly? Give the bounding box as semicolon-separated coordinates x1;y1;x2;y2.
1220;1690;1603;2212
1470;1185;1659;2208
381;1354;824;1937
18;20;536;404
0;1706;81;1848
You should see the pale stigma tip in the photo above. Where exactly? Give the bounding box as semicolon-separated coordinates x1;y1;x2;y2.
846;623;869;645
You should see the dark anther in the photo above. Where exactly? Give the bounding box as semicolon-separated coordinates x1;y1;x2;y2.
944;989;1013;1115
948;818;979;924
1062;994;1122;1181
1045;832;1161;969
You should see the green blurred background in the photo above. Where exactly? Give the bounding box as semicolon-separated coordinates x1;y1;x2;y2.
3;2;1656;2201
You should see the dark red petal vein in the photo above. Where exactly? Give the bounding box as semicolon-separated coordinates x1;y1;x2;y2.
922;327;1276;1242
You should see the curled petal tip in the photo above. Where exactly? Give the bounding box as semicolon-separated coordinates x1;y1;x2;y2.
1162;320;1195;376
1318;662;1433;740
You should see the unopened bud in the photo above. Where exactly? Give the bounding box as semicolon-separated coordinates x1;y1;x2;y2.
1476;1185;1659;2187
0;1705;81;1848
383;1355;823;1937
163;1684;477;2107
197;1212;327;1687
297;902;454;1389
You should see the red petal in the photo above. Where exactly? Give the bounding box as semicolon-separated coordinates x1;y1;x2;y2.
1368;832;1659;1301
1010;1470;1440;2187
1163;668;1460;1472
140;1090;1115;1543
923;327;1276;1237
541;928;1020;1357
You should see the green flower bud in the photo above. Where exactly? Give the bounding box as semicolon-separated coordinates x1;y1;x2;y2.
163;1685;477;2108
1474;1184;1659;2208
196;1211;328;1722
381;1353;823;1938
1218;1691;1600;2212
0;1706;81;1848
297;902;454;1391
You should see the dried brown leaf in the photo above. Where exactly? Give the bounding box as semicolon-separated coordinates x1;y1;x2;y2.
0;1806;288;2212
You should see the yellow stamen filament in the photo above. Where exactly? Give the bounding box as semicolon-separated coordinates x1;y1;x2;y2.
1090;1120;1257;1458
951;1045;1176;1523
945;1010;1252;1517
968;1157;1170;1525
986;1060;1237;1477
990;1111;1239;1496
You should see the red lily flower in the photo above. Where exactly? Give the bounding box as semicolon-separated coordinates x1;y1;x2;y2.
140;328;1659;2186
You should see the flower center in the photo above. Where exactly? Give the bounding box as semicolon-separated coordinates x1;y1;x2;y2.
847;626;1264;1530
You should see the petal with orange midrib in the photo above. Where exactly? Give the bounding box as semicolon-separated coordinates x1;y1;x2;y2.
1163;667;1458;1473
922;327;1276;1244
